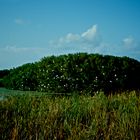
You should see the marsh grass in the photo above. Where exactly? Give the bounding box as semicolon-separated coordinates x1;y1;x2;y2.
1;91;140;139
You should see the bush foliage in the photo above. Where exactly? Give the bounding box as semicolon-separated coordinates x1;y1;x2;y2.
0;69;10;87
3;53;140;94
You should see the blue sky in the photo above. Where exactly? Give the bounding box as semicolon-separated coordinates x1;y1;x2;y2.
0;0;140;69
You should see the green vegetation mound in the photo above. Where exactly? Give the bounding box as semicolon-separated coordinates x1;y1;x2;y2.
2;53;140;94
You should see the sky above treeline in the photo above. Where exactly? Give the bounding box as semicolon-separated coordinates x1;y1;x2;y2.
0;0;140;69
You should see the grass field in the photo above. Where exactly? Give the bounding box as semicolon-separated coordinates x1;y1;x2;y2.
1;88;140;139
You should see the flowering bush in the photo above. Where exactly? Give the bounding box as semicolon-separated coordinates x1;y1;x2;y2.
3;53;140;94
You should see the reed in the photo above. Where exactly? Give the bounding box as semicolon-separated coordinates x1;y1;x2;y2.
1;91;140;139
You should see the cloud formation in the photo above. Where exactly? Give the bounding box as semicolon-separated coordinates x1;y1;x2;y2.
81;25;98;41
0;45;50;69
49;25;140;59
50;24;102;53
14;19;24;24
1;25;140;69
122;36;140;52
58;33;80;44
14;18;30;25
123;36;134;45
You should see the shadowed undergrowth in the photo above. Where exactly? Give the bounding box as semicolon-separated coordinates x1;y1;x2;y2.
1;91;140;140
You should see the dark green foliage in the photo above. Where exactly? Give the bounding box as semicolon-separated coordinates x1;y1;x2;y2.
3;63;38;91
0;69;10;87
3;53;140;94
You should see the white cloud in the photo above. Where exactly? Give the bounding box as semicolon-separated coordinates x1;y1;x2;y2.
57;33;80;44
122;36;139;52
123;36;135;47
49;25;140;60
65;33;80;42
3;45;49;55
0;45;52;69
14;18;30;25
5;45;29;52
49;24;102;53
81;25;98;41
14;19;24;24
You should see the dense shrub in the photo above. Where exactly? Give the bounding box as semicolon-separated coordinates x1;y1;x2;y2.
3;53;140;94
0;69;10;87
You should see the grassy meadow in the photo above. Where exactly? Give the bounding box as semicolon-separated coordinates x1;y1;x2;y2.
1;89;140;139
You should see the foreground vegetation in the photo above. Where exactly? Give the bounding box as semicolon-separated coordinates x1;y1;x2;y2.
1;90;140;140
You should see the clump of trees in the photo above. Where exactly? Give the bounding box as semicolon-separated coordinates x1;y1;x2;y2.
3;53;140;94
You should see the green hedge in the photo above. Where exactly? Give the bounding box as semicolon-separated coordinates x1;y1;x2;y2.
3;53;140;94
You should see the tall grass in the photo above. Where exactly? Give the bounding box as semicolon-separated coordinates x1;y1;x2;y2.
1;91;140;139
